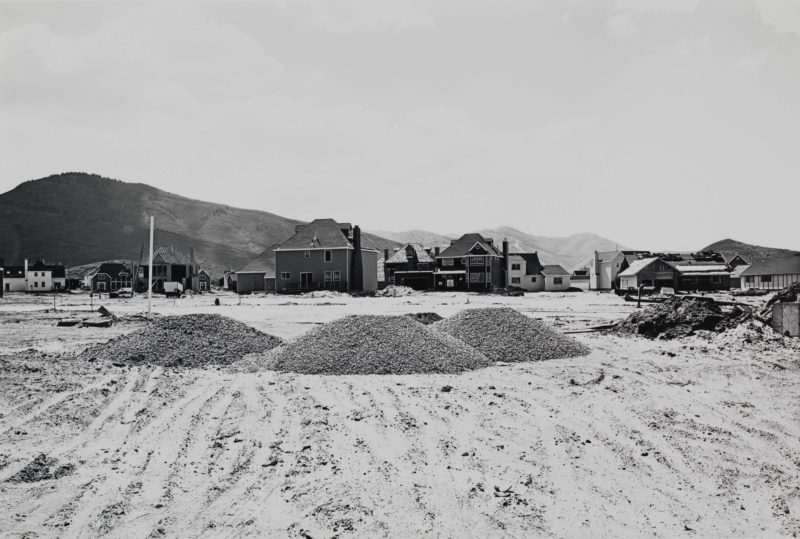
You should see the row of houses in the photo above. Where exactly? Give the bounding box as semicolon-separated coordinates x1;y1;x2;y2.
230;219;573;294
585;249;800;292
0;258;66;296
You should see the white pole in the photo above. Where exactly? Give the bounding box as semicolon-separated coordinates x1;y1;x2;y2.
148;216;154;318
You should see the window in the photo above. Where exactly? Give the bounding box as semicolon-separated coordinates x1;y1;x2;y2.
511;277;521;284
333;270;341;282
324;271;331;283
41;282;46;288
554;277;563;285
469;256;483;264
281;272;291;280
511;264;521;271
745;276;754;283
33;272;38;277
304;250;310;259
470;272;484;282
442;259;454;267
762;275;772;283
97;282;105;291
34;282;38;288
324;250;332;262
531;276;537;283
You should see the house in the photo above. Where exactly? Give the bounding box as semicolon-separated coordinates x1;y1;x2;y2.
739;255;800;291
434;233;504;291
590;250;650;290
723;253;750;270
1;258;66;293
618;258;678;290
91;263;133;293
383;244;435;290
506;251;571;292
235;246;277;294
139;245;205;293
730;264;751;289
542;265;571;291
274;219;378;293
198;270;212;291
660;251;730;291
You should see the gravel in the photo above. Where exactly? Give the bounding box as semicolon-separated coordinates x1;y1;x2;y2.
80;314;282;368
7;454;74;483
263;315;491;375
433;307;591;362
405;312;443;325
614;297;748;339
375;285;419;297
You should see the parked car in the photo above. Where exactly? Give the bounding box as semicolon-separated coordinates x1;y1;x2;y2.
118;287;133;298
163;282;184;298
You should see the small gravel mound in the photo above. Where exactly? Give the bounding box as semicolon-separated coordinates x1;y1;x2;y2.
81;314;282;368
266;315;491;375
7;454;74;483
614;297;748;339
433;307;590;362
375;285;418;297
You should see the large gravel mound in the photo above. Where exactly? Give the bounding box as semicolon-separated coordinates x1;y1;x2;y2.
614;297;749;339
81;314;282;368
433;307;591;362
266;315;491;375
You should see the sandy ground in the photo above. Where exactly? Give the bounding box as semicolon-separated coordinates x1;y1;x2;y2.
1;290;799;537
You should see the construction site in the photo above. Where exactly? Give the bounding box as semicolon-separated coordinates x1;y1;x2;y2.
0;288;798;537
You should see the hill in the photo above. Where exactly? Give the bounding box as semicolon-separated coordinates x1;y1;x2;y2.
702;239;799;263
369;229;453;249
0;173;399;276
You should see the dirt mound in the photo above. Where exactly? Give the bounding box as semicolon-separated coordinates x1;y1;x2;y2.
405;312;443;325
7;454;74;483
614;297;748;339
265;315;491;375
81;314;282;368
433;308;590;362
375;285;418;297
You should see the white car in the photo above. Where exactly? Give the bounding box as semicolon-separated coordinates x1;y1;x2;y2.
118;287;133;298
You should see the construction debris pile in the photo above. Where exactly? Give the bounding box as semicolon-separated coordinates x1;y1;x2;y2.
405;312;443;325
375;285;419;297
614;297;750;339
759;283;800;322
81;314;282;368
7;454;74;483
265;315;491;375
433;308;591;362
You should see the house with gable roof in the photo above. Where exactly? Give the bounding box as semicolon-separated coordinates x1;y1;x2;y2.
274;219;377;293
434;233;504;291
384;243;435;290
234;245;278;294
505;250;571;292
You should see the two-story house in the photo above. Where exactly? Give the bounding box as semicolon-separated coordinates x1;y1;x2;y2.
506;251;571;291
434;233;504;291
91;262;133;292
384;243;435;290
274;219;378;293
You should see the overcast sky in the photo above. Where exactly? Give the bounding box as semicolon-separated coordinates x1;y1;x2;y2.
1;0;798;251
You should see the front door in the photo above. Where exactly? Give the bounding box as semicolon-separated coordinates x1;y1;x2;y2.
300;272;313;290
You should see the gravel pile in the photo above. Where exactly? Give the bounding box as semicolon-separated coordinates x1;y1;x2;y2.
265;315;491;375
80;314;282;368
433;307;591;362
375;285;418;297
405;312;443;325
614;297;748;339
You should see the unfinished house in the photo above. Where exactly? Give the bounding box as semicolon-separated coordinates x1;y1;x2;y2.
383;244;435;290
434;233;504;292
139;245;204;293
274;219;378;293
91;263;133;293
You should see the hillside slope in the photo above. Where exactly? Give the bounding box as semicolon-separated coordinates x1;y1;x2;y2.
0;173;398;276
702;238;799;262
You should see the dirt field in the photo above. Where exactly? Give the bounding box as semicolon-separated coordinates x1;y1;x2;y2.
1;290;799;537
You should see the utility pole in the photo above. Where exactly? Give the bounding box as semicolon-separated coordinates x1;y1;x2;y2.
148;216;154;318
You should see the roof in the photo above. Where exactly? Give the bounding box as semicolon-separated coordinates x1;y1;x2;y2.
739;255;800;277
143;245;192;266
437;233;502;258
96;263;131;276
509;252;544;275
595;251;624;263
3;266;24;278
236;245;278;278
276;218;353;250
730;264;751;278
28;260;66;278
673;264;729;273
541;264;570;276
723;253;750;265
617;257;662;278
681;271;730;277
386;244;435;264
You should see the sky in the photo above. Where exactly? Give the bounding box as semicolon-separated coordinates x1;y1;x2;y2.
1;0;799;251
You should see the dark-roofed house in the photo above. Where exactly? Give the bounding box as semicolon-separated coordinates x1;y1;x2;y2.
541;264;571;291
235;245;278;294
507;252;545;291
435;233;503;291
1;258;66;292
91;263;133;293
739;255;800;291
384;243;435;290
274;219;378;293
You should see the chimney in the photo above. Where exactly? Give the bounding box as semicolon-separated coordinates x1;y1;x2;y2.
502;239;509;287
434;246;440;256
350;225;363;291
384;249;389;261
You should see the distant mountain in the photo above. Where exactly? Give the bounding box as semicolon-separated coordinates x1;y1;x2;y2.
702;238;799;263
370;229;452;249
0;173;399;276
